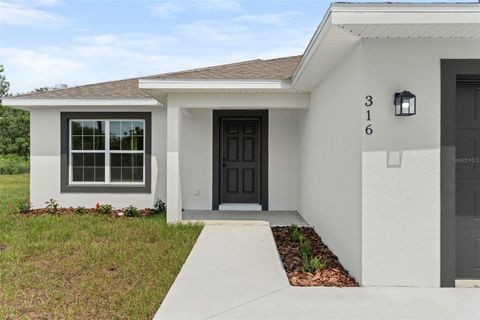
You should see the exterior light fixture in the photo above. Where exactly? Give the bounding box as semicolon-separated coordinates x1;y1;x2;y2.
394;90;416;116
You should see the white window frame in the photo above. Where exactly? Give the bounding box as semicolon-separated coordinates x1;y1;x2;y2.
69;119;146;186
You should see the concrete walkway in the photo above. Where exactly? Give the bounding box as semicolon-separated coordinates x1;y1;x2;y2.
154;222;480;320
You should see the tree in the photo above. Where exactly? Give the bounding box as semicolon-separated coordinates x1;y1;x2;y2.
0;65;30;157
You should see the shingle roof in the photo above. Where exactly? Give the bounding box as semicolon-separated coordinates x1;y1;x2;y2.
13;55;302;99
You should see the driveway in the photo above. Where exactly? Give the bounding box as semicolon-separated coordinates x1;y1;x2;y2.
154;221;480;320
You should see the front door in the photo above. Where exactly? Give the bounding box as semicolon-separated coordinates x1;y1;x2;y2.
220;119;260;204
455;80;480;279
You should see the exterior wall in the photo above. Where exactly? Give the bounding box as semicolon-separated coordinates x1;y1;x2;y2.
29;106;166;209
297;44;364;283
180;108;299;210
361;39;480;287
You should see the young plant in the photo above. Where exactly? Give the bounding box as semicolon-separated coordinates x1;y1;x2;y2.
290;226;302;243
96;204;113;215
44;198;59;214
298;238;312;258
17;199;32;214
124;205;139;217
153;199;166;214
74;206;86;215
302;256;327;274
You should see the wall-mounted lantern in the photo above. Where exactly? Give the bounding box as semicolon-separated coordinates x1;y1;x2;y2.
394;90;416;116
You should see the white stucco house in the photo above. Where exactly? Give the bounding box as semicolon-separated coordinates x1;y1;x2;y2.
4;2;480;288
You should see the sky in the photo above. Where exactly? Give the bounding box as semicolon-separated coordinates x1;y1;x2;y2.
0;0;472;93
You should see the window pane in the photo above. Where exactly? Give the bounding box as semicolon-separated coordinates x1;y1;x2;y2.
83;136;94;150
133;167;143;182
111;153;121;167
72;167;83;181
72;153;83;166
133;154;143;167
111;168;121;182
72;136;82;150
83;121;95;135
110;152;143;183
132;136;143;151
70;152;105;182
110;121;121;137
110;136;121;150
95;168;105;181
72;121;82;135
84;153;94;166
84;168;94;182
95;121;105;135
71;120;105;151
133;121;144;135
121;136;132;150
122;168;133;181
122;154;132;166
121;121;133;136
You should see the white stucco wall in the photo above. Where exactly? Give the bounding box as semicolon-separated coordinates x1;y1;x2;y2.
180;108;299;210
29;106;166;209
361;39;480;287
297;44;364;283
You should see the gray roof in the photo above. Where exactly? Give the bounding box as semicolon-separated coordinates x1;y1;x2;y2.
13;55;302;99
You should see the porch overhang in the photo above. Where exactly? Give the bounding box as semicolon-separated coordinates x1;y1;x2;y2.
292;3;480;91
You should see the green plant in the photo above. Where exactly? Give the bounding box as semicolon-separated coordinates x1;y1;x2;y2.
302;256;327;273
17;199;31;214
153;199;166;213
96;204;113;215
44;198;59;214
290;226;302;243
298;238;312;258
0;154;29;175
124;205;139;217
74;206;86;215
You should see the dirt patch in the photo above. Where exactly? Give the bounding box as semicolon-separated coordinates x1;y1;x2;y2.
272;227;358;287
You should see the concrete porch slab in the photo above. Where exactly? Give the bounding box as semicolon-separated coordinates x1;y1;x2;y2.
182;210;309;226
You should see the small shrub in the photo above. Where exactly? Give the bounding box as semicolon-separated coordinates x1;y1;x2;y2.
74;206;87;214
124;205;139;217
298;238;312;258
0;154;29;175
96;204;113;215
17;199;31;214
153;199;166;213
290;227;302;243
302;256;327;273
44;198;59;214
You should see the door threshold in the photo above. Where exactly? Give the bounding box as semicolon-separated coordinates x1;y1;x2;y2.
455;279;480;288
218;203;262;211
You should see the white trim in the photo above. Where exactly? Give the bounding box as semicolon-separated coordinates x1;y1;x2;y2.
139;79;295;91
2;98;162;107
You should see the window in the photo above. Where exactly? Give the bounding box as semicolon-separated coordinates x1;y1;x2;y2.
61;113;151;193
70;119;145;185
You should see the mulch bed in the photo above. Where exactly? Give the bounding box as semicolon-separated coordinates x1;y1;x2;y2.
272;227;359;287
21;207;157;218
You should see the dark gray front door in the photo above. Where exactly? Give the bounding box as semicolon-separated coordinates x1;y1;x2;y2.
455;81;480;279
220;119;260;204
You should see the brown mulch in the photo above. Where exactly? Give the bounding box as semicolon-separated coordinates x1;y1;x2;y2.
272;227;359;287
21;207;156;218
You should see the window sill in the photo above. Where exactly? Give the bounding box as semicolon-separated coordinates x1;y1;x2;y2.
61;184;151;194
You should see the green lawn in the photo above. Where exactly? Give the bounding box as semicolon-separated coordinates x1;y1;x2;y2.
0;174;203;319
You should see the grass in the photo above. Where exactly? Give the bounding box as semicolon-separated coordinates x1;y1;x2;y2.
0;174;203;319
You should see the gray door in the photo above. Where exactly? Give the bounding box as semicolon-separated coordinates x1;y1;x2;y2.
455;81;480;279
220;119;260;204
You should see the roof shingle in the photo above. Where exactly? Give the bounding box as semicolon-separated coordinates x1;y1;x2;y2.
13;55;302;99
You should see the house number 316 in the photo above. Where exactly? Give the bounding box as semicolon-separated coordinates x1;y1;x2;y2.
365;95;373;135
